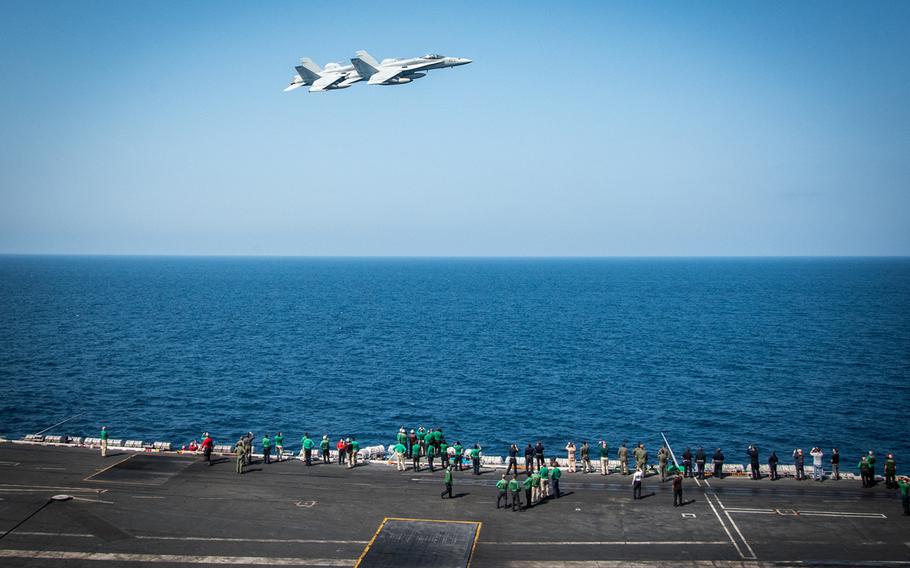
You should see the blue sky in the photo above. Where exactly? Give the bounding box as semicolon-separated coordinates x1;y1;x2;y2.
1;1;908;255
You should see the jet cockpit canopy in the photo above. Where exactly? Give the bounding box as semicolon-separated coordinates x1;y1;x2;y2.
423;54;444;59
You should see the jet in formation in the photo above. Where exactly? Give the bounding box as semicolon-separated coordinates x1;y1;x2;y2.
284;50;472;93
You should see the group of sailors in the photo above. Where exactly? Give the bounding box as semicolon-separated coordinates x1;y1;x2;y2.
388;427;483;475
229;432;364;473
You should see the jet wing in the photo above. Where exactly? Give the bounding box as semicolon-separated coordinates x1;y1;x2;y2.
367;60;439;85
309;73;344;92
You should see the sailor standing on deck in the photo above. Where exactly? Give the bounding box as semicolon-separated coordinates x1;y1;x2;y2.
810;447;824;481
301;433;315;466
471;444;482;475
859;456;871;487
695;447;706;479
453;441;463;471
396;428;407;453
336;438;346;465
672;469;684;506
580;441;592;473
748;444;760;479
632;467;643;500
261;434;272;465
712;448;725;479
530;470;541;503
768;451;779;480
440;438;450;469
523;472;534;508
618;443;629;475
633;443;645;472
275;432;284;461
348;437;359;468
898;476;910;516
793;448;805;480
234;439;244;474
524;444;534;474
243;432;253;465
407;429;417;458
321;435;330;463
412;443;422;472
682;447;693;478
600;441;611;475
201;432;214;466
509;475;523;511
99;426;109;458
496;474;509;509
884;454;897;489
566;441;577;473
507;444;519;476
550;462;562;498
441;465;454;499
538;462;549;499
534;441;545;469
658;446;669;481
831;448;840;480
394;441;407;471
427;442;436;473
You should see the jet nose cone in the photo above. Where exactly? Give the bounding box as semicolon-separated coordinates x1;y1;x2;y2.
461;58;473;65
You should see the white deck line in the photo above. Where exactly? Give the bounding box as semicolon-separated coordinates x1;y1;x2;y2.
714;493;757;560
705;492;746;560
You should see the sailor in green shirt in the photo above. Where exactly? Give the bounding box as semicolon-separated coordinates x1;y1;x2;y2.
898;476;909;516
417;427;427;457
396;428;407;446
320;435;330;464
440;465;454;499
531;472;542;503
600;441;611;475
496;474;508;509
884;454;897;489
866;450;876;484
539;464;549;499
393;442;407;471
509;475;522;511
412;441;423;471
349;437;360;468
550;464;562;498
426;443;436;473
99;426;109;458
470;444;482;475
301;433;315;466
523;474;534;508
262;434;272;464
274;432;285;461
439;439;450;469
453;442;464;471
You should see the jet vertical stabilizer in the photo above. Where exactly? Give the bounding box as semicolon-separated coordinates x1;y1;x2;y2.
355;50;380;67
295;58;323;84
350;56;379;79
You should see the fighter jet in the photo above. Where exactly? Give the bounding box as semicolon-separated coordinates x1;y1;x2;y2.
349;51;472;86
283;57;363;92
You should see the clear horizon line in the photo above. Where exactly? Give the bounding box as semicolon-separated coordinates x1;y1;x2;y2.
1;253;908;259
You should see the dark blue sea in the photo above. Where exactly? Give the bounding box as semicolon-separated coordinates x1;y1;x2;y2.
1;256;908;466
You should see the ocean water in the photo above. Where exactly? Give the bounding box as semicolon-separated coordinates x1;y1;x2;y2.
1;256;908;466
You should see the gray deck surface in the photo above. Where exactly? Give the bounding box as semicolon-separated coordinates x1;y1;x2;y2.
0;443;907;567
